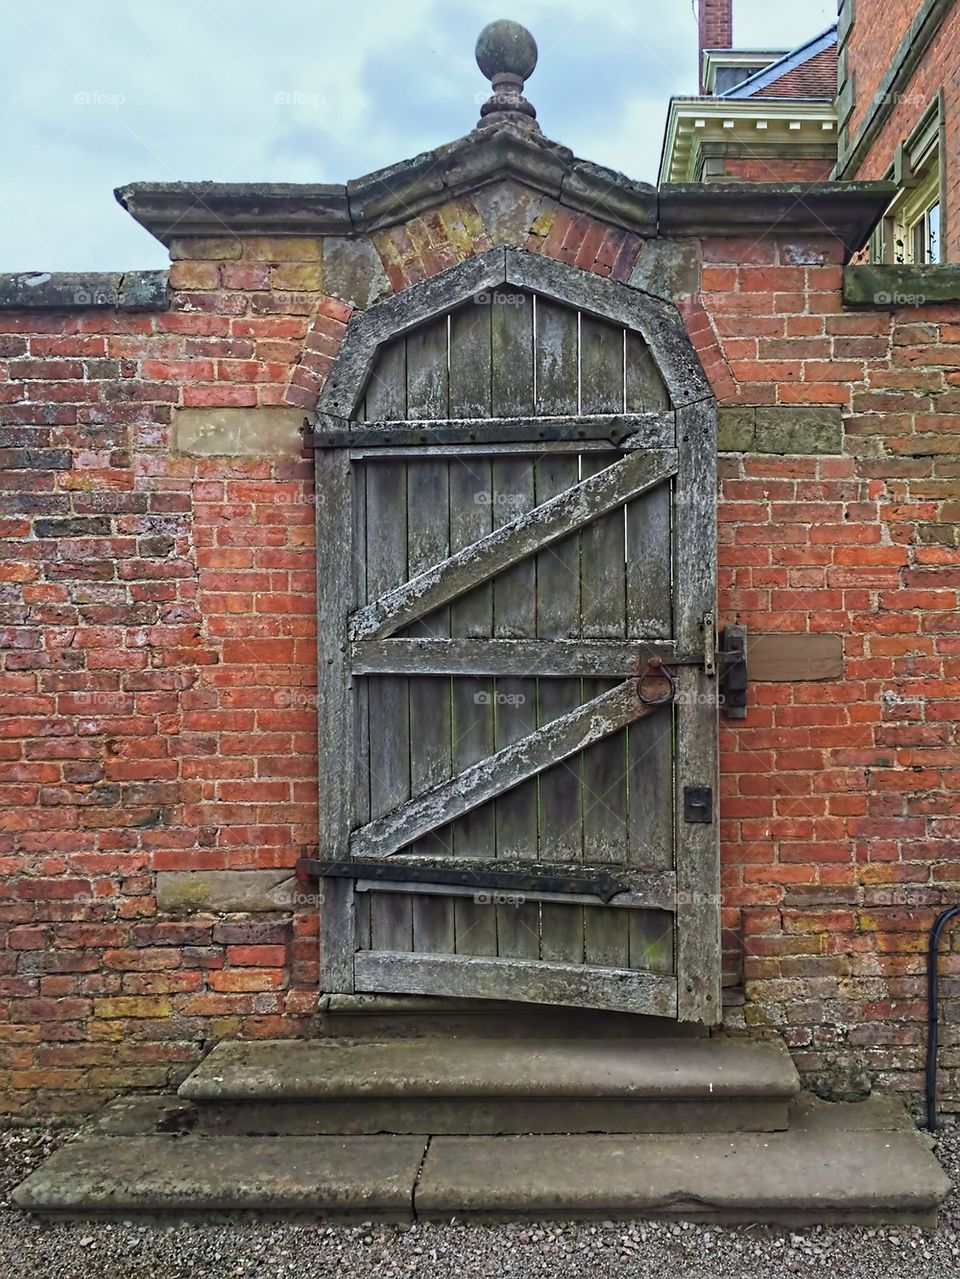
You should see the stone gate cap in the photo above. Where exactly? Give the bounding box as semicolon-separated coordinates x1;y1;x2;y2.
475;19;540;131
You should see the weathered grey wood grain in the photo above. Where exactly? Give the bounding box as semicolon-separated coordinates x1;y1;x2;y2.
625;330;671;414
579;323;628;878
362;333;406;422
365;459;413;952
352;681;661;860
579;317;630;967
406;454;455;950
447;453;498;956
536;439;587;962
320;248;506;420
405;316;449;420
628;910;675;974
490;452;540;958
673;400;720;1024
449;302;492;419
491;290;534;417
351;449;678;641
312;414;673;449
354;950;677;1017
534;296;579;417
351;637;679;677
626;481;674;872
315;447;356;990
355;878;675;911
503;248;711;407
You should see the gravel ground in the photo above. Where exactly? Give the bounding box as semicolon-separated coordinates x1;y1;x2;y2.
2;1122;960;1279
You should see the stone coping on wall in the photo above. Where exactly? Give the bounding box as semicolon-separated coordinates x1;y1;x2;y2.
843;263;960;308
0;269;168;311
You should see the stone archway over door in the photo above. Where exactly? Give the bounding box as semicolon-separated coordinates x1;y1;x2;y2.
305;246;720;1024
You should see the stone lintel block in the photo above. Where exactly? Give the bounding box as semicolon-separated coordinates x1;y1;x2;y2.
173;407;306;458
156;869;298;915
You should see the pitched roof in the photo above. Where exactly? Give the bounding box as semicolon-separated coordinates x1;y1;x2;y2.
722;25;838;101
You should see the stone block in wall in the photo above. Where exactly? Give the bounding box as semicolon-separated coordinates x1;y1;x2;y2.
156;870;298;915
627;239;700;301
173;407;305;458
717;406;843;454
322;236;390;308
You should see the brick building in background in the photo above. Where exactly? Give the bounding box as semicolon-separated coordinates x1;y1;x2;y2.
660;0;838;183
1;7;960;1216
837;0;958;262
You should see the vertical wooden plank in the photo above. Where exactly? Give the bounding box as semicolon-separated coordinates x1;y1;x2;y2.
450;303;492;418
370;890;413;952
407;450;456;950
448;459;498;957
363;338;406;420
579;314;629;970
316;448;356;990
533;304;586;959
491;290;534;417
534;297;578;417
352;464;370;829
626;481;675;872
534;460;585;854
491;454;540;959
628;910;674;974
674;399;720;1023
584;905;630;969
405;317;449;420
626;485;673;641
365;458;413;953
625;330;670;412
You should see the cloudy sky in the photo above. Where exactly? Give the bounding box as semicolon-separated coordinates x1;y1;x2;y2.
0;0;836;271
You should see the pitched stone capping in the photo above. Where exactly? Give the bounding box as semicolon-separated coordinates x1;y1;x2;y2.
156;870;299;915
844;264;960;307
0;270;168;311
717;406;843;454
173;407;306;458
116;124;894;264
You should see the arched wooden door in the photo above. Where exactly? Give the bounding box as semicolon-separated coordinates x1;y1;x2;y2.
304;247;720;1023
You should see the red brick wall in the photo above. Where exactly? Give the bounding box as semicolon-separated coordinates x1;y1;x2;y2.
843;0;918;141
843;2;960;258
2;203;959;1114
698;235;960;1098
721;157;835;182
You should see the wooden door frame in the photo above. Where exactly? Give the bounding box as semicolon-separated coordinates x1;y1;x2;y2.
313;246;720;1023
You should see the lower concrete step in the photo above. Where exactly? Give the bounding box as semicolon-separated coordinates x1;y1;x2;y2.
13;1096;950;1226
14;1134;425;1221
176;1036;800;1134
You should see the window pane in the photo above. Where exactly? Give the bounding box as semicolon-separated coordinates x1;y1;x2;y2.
928;203;941;263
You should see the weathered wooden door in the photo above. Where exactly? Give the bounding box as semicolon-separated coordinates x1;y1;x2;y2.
309;248;720;1022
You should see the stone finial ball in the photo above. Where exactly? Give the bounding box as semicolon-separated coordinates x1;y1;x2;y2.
475;20;538;82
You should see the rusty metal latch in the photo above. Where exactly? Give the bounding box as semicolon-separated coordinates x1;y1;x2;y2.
635;620;748;718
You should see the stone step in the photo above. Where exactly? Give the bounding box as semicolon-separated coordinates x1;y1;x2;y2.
14;1096;950;1226
175;1035;800;1134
